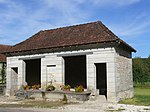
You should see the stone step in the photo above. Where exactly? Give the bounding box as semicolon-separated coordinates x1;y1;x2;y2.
89;95;107;102
95;95;107;102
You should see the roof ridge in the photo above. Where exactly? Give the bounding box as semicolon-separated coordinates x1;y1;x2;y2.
0;44;11;46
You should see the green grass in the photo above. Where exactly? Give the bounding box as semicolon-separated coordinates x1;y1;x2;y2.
0;100;68;108
134;82;150;89
119;87;150;106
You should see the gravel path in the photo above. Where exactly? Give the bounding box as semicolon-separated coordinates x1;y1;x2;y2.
0;96;149;112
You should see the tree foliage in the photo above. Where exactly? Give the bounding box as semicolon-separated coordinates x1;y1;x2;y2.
0;63;6;84
133;56;150;84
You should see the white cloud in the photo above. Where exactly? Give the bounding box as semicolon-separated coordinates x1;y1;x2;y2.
0;0;10;4
43;0;89;25
108;13;150;40
0;0;90;45
0;1;58;44
0;0;147;45
66;0;141;7
91;0;141;6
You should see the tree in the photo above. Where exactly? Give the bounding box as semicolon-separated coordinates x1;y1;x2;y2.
146;56;150;82
0;63;6;84
133;56;149;84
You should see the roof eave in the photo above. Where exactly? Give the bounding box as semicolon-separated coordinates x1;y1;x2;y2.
4;41;117;57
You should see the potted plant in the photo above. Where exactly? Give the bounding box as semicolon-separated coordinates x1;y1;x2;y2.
32;84;37;90
61;84;71;91
75;85;84;92
36;84;41;89
23;85;30;90
46;84;55;91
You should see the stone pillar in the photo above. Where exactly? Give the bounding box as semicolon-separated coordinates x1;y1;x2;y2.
5;67;11;96
17;60;26;89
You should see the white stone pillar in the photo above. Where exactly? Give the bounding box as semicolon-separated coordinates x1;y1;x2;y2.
17;60;26;89
5;67;11;96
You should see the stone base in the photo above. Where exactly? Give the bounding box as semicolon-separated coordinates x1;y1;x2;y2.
116;88;134;101
0;85;6;95
16;90;91;101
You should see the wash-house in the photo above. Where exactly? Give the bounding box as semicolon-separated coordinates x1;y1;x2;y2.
4;21;136;102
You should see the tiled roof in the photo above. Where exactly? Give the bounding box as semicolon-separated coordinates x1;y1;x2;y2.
0;45;11;62
6;21;136;54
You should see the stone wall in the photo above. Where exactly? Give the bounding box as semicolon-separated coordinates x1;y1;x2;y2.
87;48;117;102
115;49;134;101
41;54;63;89
6;57;26;96
5;47;133;102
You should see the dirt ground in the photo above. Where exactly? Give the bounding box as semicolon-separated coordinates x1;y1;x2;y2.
0;96;149;112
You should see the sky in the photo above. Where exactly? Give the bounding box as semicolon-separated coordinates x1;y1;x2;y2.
0;0;149;58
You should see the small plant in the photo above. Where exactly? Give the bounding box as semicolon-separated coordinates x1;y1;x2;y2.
32;85;37;89
23;85;30;90
75;85;84;92
30;84;41;90
36;84;41;89
60;84;71;91
46;84;55;91
62;94;68;104
64;85;71;90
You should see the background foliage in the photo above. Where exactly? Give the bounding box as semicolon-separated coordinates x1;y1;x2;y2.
133;56;150;87
0;63;6;84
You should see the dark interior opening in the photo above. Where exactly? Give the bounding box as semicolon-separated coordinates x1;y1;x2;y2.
95;63;107;98
11;67;18;74
64;55;87;88
24;59;41;86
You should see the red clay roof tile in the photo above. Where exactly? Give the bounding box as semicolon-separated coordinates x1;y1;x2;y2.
0;45;11;61
7;21;136;54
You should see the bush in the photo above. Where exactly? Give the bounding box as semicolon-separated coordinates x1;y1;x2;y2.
133;57;150;85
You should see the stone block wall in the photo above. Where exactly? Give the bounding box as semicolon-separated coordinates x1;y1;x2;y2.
115;49;134;101
6;57;25;96
41;54;63;89
87;48;117;102
6;47;133;102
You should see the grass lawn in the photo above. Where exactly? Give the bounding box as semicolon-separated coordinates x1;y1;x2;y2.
0;100;69;108
119;87;150;106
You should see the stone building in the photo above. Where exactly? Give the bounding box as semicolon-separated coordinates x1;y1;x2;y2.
4;21;136;102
